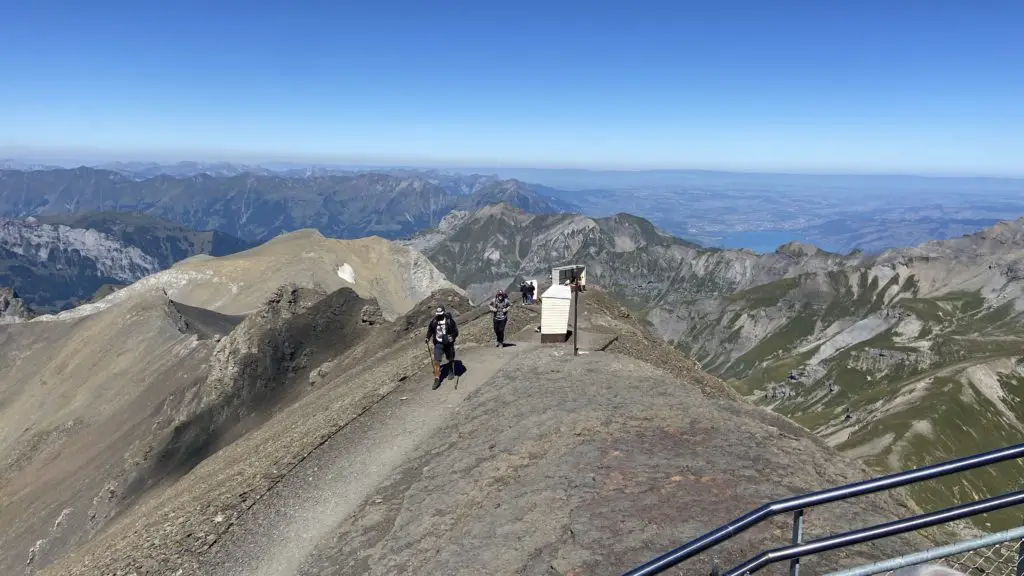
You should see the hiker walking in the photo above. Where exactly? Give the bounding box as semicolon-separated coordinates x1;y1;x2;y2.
526;281;536;304
519;281;529;304
489;289;512;347
425;305;458;389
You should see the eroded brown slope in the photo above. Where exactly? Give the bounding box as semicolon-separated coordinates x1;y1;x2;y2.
0;294;224;574
36;288;930;576
1;230;463;575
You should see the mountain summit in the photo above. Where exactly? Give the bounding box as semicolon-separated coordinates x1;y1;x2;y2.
403;202;859;305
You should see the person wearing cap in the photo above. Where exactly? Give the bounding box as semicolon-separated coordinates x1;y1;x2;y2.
488;289;512;348
425;305;459;389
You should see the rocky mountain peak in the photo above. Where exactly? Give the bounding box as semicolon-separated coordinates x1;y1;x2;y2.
976;216;1024;245
0;286;34;323
776;240;820;257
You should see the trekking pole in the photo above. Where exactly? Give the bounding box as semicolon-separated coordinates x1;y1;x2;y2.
426;341;436;378
453;342;460;390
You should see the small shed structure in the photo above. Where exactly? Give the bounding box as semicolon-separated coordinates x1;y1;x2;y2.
540;283;573;343
552;264;586;290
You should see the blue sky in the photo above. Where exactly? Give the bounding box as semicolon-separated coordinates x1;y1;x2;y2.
1;0;1022;175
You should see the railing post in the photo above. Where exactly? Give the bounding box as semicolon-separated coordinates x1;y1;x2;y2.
790;509;804;576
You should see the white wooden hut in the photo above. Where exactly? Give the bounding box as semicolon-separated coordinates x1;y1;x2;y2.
540;283;573;343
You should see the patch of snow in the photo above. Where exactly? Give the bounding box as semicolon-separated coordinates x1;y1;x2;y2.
337;263;356;283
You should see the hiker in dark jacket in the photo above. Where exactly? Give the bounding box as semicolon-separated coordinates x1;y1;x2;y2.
425;305;458;389
488;290;512;347
519;281;529;304
526;281;536;303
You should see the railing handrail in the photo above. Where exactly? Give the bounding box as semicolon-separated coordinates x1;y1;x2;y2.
723;489;1024;575
621;442;1024;576
822;524;1024;576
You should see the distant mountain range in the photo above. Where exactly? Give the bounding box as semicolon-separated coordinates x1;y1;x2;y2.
3;160;1021;254
0;213;252;312
95;161;279;179
0;167;577;242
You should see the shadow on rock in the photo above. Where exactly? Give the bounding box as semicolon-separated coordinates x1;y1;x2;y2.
121;285;384;503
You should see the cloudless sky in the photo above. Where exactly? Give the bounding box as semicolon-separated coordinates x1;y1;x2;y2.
1;0;1022;175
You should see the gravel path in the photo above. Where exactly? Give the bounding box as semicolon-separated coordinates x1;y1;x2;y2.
198;340;537;576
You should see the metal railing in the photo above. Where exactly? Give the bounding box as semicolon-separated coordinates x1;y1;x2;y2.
622;442;1024;576
823;525;1024;576
722;490;1024;575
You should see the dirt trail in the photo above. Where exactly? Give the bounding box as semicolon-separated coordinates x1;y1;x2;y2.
200;339;537;576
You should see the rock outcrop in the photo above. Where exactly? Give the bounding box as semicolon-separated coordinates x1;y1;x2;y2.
0;286;33;323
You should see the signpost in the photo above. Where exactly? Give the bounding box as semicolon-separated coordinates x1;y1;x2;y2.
572;278;580;356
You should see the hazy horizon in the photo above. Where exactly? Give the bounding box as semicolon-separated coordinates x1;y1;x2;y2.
4;147;1024;182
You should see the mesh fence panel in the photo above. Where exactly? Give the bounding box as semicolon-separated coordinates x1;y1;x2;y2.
879;537;1023;576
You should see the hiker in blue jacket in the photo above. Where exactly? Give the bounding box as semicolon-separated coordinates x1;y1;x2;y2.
488;290;512;347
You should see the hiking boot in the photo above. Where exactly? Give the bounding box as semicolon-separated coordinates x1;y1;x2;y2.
432;377;441;390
